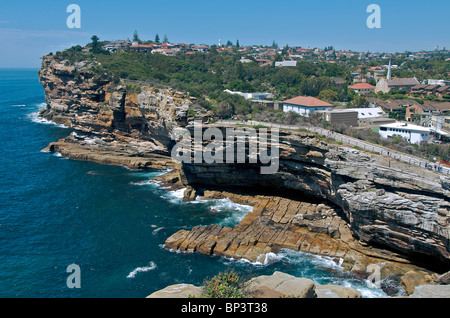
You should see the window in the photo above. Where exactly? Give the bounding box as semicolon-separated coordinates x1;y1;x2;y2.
380;127;387;131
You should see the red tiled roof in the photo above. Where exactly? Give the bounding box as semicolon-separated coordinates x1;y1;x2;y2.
283;96;333;107
130;44;153;48
349;83;375;89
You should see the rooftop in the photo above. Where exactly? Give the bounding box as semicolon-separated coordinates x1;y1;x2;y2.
283;96;333;107
349;83;375;89
386;78;420;86
379;122;431;132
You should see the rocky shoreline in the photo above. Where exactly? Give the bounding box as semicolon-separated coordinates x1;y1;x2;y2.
36;53;450;297
147;271;450;298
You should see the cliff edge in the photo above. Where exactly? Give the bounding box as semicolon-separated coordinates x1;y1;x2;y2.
38;53;450;277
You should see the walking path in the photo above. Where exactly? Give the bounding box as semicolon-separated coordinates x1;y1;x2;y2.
217;119;450;176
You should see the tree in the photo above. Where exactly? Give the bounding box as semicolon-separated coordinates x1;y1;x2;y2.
216;102;233;118
155;33;160;44
233;62;245;81
163;34;169;43
133;30;141;43
236;39;240;48
90;35;101;54
350;95;370;108
318;89;339;102
272;40;278;49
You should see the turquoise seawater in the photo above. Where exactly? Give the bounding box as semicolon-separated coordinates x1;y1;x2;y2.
0;69;393;298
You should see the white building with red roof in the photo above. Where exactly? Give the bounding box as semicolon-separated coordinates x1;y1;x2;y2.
349;83;375;95
283;96;333;117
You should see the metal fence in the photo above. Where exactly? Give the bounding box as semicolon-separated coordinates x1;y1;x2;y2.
217;120;450;176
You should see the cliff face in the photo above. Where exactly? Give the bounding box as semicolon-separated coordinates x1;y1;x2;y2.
177;127;450;269
38;54;450;271
38;54;206;156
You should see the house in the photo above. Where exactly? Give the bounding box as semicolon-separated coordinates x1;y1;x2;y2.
437;86;450;99
193;45;209;53
359;117;396;128
129;43;153;53
347;107;393;127
406;101;450;121
283;96;333;117
349;83;375;95
428;79;450;86
378;122;432;144
410;84;429;96
255;59;272;67
425;116;450;141
239;58;253;64
275;60;297;67
103;40;131;52
319;106;390;128
251;99;282;110
331;77;345;89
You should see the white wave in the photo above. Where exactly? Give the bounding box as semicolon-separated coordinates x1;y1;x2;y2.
27;111;69;128
11;104;26;107
131;179;159;187
152;227;165;235
51;152;68;159
219;252;284;267
206;198;253;227
160;188;187;203
129;169;174;185
209;198;253;213
253;252;284;266
126;261;157;279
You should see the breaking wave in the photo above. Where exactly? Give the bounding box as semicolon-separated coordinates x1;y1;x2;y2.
28;111;69;128
126;262;157;279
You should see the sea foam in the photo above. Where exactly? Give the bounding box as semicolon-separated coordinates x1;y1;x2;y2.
28;111;69;128
126;261;157;279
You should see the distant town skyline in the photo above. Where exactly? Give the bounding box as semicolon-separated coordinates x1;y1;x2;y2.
0;0;449;68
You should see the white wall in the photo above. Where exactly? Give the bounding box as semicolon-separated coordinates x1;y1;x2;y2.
283;104;332;117
379;127;431;144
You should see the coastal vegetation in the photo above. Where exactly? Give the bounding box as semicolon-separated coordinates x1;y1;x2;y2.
50;35;450;123
52;37;354;118
199;271;245;298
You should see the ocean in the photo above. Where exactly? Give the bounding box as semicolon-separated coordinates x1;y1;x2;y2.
0;69;394;298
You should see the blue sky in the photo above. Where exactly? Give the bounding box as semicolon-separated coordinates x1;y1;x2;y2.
0;0;449;68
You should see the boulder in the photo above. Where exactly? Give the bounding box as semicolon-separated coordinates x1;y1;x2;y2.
146;284;202;298
400;270;436;295
244;271;316;298
436;271;450;285
409;284;450;298
315;285;362;298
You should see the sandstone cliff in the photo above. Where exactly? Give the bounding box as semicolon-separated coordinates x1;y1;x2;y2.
172;126;450;271
38;54;209;164
38;54;450;275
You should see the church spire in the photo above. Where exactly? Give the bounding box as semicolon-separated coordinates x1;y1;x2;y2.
387;59;392;80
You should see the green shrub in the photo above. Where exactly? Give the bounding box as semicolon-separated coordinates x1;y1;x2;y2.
200;271;245;298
